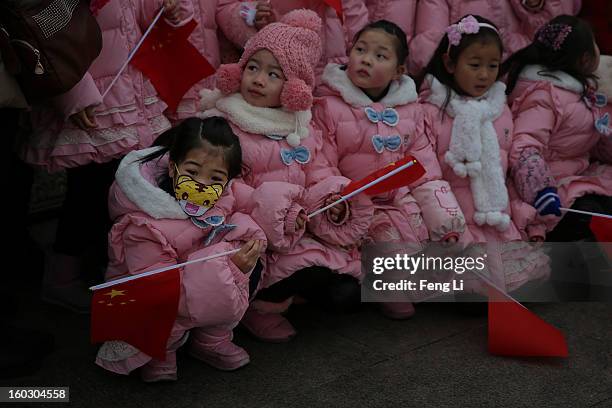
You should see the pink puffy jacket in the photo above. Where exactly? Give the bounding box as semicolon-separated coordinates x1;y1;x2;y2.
408;0;579;76
216;0;369;87
22;0;193;172
314;63;466;246
199;90;374;287
508;65;612;233
421;76;549;293
97;147;266;374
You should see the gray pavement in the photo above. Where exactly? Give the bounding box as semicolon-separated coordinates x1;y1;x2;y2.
4;220;612;408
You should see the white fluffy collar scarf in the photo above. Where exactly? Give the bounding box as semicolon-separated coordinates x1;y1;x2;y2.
198;89;311;147
426;75;510;231
321;63;418;107
115;147;188;220
518;65;584;94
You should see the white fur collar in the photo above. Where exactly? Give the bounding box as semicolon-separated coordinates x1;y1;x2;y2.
321;63;418;107
595;55;612;98
115;147;188;220
198;89;311;147
518;65;584;94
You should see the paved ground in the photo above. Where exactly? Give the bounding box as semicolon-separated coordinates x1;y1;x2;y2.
3;220;612;408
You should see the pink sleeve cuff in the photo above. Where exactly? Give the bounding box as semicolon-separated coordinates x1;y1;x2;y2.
325;200;350;226
521;0;545;11
228;254;250;289
284;202;304;236
52;72;102;120
440;232;460;242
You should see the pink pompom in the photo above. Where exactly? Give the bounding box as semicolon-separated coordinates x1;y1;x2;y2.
280;9;322;34
216;64;242;95
280;78;313;111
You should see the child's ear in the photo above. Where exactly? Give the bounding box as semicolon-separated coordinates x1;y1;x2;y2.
394;64;407;80
442;53;455;74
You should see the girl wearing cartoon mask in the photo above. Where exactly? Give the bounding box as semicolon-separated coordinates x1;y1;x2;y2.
96;117;267;382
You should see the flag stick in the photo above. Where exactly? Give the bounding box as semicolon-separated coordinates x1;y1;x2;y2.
100;7;165;100
560;207;612;220
89;248;240;291
307;159;417;219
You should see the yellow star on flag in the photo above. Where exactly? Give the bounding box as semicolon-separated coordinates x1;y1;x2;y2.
104;289;126;299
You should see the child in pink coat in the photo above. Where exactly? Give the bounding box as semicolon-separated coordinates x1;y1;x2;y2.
409;0;580;76
216;0;369;86
198;10;374;342
26;0;193;313
95;117;266;382
313;20;466;318
419;15;549;295
504;15;612;241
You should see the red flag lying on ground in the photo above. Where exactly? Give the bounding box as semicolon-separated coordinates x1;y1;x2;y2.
131;17;215;112
488;286;568;357
341;155;426;196
590;216;612;260
323;0;343;21
91;268;181;360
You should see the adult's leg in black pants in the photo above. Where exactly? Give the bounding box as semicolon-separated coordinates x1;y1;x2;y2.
44;159;119;312
53;159;119;283
0;108;54;378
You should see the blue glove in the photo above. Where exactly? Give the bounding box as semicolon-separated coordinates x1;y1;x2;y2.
534;187;561;216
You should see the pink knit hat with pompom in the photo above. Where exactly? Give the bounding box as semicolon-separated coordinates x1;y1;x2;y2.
216;9;322;113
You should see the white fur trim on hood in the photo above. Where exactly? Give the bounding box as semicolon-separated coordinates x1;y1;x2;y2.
595;55;612;99
198;89;311;147
321;63;418;107
115;147;188;220
426;75;510;231
518;65;584;95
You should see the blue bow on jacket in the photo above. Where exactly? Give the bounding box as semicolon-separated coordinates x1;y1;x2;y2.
595;113;610;136
364;106;399;126
372;134;402;153
280;145;310;165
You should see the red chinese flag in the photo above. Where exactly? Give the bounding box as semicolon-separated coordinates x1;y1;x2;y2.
91;268;181;360
488;287;568;357
323;0;343;21
341;155;426;197
590;216;612;242
590;216;612;260
130;17;215;112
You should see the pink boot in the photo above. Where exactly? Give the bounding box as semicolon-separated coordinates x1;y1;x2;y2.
140;351;177;382
379;302;415;320
189;328;249;371
240;308;296;343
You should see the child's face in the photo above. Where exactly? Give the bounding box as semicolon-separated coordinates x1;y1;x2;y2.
347;29;405;99
444;41;501;98
169;144;229;186
240;49;286;108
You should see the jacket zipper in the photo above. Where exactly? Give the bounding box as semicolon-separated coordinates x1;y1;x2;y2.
10;39;44;75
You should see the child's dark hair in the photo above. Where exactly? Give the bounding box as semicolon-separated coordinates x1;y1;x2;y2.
352;20;409;66
140;116;242;192
419;15;503;111
501;15;597;95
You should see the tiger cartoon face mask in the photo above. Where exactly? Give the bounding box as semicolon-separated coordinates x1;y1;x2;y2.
173;164;225;217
